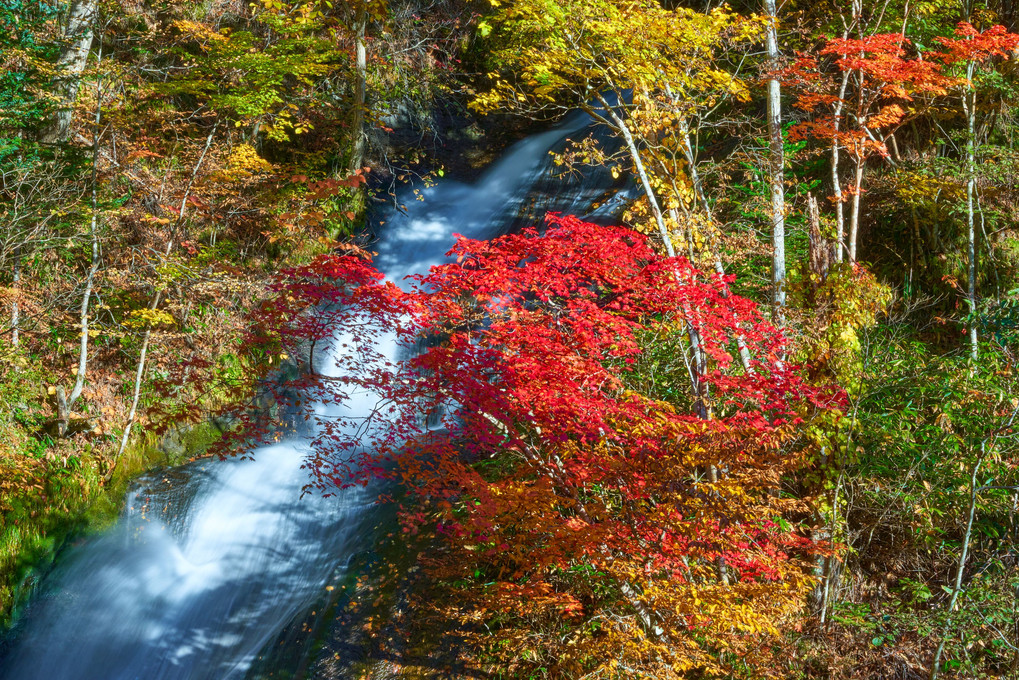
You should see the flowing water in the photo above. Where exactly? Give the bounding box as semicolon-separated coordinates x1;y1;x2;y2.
0;112;627;680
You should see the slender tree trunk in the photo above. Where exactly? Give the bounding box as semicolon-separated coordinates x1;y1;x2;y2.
60;32;104;433
40;0;97;144
106;124;216;480
106;291;160;483
964;60;979;361
682;127;713;220
929;448;984;680
764;0;786;319
55;386;69;437
847;14;867;264
818;472;843;626
848;155;864;263
806;193;834;305
831;146;844;261
594;92;753;505
67;231;99;410
675;124;751;581
833;0;863;262
68;94;104;409
678;127;754;371
832;70;851;263
593;94;713;427
594;93;674;258
602;103;713;419
10;250;20;347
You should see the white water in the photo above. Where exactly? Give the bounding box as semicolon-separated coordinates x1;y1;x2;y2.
0;111;615;679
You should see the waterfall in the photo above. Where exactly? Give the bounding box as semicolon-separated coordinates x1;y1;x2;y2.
0;112;625;680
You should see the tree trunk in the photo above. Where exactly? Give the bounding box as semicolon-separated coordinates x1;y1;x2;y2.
832;0;861;263
106;293;159;483
847;13;866;264
678;127;754;372
63;29;104;429
806;193;833;305
831;70;851;263
848;156;864;263
929;448;984;680
818;472;843;626
39;0;97;144
964;60;979;361
55;387;69;437
590;95;715;426
67;232;99;411
764;0;787;319
593;93;674;258
106;124;216;480
348;6;367;176
10;250;20;347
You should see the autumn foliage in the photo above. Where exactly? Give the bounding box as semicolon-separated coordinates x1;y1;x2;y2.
11;0;1019;675
248;214;841;676
935;22;1019;65
784;33;950;161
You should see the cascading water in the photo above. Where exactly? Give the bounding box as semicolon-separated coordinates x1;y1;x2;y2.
0;111;627;679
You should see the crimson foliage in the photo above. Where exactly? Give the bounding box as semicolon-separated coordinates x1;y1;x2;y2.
242;214;843;674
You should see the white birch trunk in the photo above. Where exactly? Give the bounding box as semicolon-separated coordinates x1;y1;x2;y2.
848;155;864;263
964;60;979;361
10;253;19;347
832;70;851;263
67;232;99;411
764;0;786;318
107;292;159;482
831;0;858;262
929;449;984;680
847;7;865;263
40;0;97;144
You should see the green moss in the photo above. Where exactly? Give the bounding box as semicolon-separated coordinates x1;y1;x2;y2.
0;421;222;628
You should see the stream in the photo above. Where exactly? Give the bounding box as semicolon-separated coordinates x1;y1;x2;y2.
0;111;628;680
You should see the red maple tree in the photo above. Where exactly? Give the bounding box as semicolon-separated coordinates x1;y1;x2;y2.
231;214;842;675
783;33;951;262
